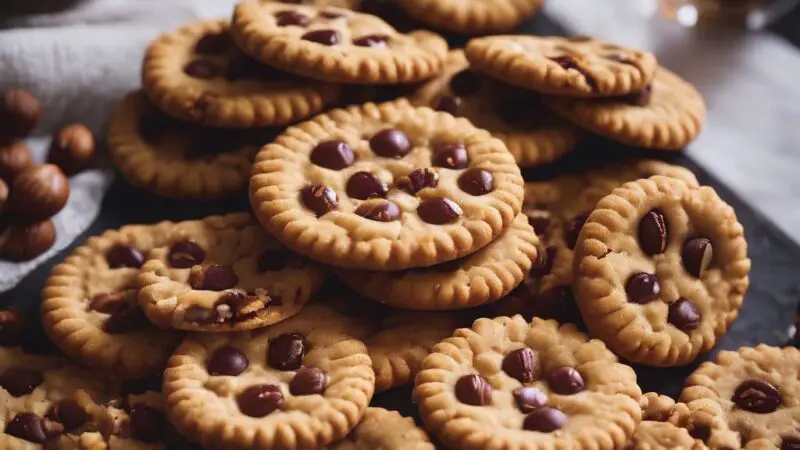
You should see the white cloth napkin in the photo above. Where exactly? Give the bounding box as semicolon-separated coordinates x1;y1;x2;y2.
0;0;239;292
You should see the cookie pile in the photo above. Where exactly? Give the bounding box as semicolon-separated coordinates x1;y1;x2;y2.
5;0;795;448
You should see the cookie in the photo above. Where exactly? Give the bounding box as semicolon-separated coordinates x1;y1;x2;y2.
137;213;327;332
680;344;800;449
493;160;699;325
230;2;448;84
546;67;707;150
573;176;750;367
329;407;434;449
411;50;582;168
250;100;524;270
414;315;643;450
393;0;542;34
626;393;706;450
335;213;538;310
142;19;339;128
108;91;274;200
41;221;182;379
163;304;374;450
465;35;657;97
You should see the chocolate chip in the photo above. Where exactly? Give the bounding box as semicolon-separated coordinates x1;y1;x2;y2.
104;306;148;334
548;366;584;395
639;209;668;256
370;128;411;158
190;265;239;291
309;140;354;169
513;387;548;413
48;399;88;431
564;212;590;250
269;333;307;371
682;237;713;278
0;90;42;141
397;168;438;195
257;249;289;272
450;70;481;95
355;199;401;222
526;215;551;237
432;143;468;169
302;29;340;46
353;34;389;48
502;347;540;383
275;10;311;26
106;244;144;268
732;379;781;413
194;32;230;54
346;171;388;199
183;60;221;79
689;425;710;442
625;273;661;304
668;298;701;331
130;405;164;443
237;384;284;417
168;241;206;268
301;185;338;216
531;246;557;276
0;310;24;347
458;169;493;196
207;346;249;376
523;407;567;432
435;95;461;114
549;55;596;90
624;84;653;106
782;438;800;450
532;287;582;325
417;197;462;224
0;368;43;396
5;413;48;443
289;367;327;395
454;374;492;406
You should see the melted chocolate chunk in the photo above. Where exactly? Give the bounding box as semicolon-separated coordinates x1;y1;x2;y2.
301;185;338;216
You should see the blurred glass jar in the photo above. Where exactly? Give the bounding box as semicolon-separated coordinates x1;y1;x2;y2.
657;0;800;29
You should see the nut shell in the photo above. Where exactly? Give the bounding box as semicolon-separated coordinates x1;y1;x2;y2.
47;124;96;175
0;89;42;141
8;164;70;221
0;219;56;261
0;141;35;182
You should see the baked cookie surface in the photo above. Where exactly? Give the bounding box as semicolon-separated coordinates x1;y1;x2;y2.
250;100;524;270
393;0;543;34
329;407;434;449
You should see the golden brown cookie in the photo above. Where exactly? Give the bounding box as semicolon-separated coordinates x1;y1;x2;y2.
163;305;374;450
411;50;582;168
546;67;707;150
680;345;800;449
492;160;699;325
250;100;524;270
137;213;327;332
42;221;182;379
329;407;435;449
393;0;543;34
107;91;272;200
335;213;538;310
574;176;750;366
231;2;448;84
142;19;339;128
626;393;707;450
465;35;657;96
414;315;643;450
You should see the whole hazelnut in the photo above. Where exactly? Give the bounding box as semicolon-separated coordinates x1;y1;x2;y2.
8;164;70;221
0;218;56;261
0;89;43;142
48;124;96;175
0;178;7;214
0;141;35;182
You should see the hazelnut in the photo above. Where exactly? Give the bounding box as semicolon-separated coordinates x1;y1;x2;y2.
0;178;7;214
0;218;56;261
8;164;70;221
0;141;35;182
47;124;96;175
0;89;42;142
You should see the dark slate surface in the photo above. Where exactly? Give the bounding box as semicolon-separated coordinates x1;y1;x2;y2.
2;9;800;430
